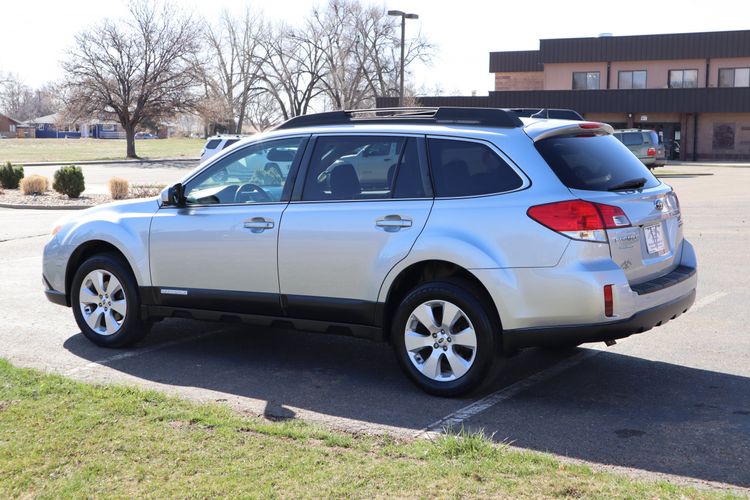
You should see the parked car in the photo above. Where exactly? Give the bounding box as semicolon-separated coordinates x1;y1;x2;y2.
613;129;666;169
43;108;697;396
201;135;244;162
510;108;584;120
135;132;158;140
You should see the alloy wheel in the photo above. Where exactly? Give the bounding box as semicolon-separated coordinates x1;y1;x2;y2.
78;269;127;336
404;300;477;382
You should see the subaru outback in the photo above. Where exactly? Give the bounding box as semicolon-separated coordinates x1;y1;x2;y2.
43;107;697;396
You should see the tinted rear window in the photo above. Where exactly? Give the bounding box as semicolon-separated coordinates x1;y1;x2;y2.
535;135;660;191
205;139;221;149
621;132;643;145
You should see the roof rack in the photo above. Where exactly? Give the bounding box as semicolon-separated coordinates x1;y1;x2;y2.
274;107;524;130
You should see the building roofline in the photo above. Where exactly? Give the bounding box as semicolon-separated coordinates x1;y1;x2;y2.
490;29;750;72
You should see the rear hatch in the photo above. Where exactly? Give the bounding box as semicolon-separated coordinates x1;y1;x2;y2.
532;125;683;285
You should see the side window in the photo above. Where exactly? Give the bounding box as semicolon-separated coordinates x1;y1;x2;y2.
205;139;221;150
184;137;304;205
427;138;523;198
302;136;425;201
222;139;240;149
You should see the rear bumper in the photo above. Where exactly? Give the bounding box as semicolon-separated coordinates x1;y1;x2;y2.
503;288;695;350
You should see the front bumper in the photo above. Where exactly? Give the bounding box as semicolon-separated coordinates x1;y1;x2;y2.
43;274;69;307
502;287;695;350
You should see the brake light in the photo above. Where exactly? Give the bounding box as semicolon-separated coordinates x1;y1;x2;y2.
579;122;601;129
527;200;631;242
647;147;656;156
604;285;614;317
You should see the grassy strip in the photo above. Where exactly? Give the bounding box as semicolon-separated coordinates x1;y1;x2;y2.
0;138;204;163
0;359;729;498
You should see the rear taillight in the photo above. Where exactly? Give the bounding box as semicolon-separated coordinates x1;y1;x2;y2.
647;147;656;156
604;285;614;317
527;200;631;242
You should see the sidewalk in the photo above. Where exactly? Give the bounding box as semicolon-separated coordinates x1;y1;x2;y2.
666;160;750;168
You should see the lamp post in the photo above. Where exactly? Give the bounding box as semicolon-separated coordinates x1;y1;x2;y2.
387;10;418;107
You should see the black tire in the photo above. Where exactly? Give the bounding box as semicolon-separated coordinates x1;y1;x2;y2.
71;252;151;348
392;281;498;397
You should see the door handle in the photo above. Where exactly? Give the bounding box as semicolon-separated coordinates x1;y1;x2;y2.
376;215;412;231
243;218;274;232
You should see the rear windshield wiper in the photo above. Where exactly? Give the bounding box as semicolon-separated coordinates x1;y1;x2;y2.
608;177;647;191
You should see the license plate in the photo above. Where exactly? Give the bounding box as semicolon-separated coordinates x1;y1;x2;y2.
643;222;666;254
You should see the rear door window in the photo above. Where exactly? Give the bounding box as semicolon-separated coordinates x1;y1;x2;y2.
302;136;426;201
427;138;524;197
535;134;660;191
205;139;221;150
222;139;240;149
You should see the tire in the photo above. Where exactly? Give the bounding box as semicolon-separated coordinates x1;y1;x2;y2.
392;281;497;397
71;252;151;348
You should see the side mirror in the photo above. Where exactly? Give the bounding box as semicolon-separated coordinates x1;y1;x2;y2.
160;183;185;206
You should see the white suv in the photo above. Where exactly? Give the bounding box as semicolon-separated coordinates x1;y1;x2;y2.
43;108;697;396
200;135;244;162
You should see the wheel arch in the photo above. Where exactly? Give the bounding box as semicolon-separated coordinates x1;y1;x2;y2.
65;240;137;304
379;259;502;345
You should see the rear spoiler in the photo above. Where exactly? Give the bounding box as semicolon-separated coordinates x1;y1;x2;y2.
524;121;614;142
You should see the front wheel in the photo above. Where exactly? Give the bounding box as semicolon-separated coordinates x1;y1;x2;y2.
392;281;497;397
71;253;151;348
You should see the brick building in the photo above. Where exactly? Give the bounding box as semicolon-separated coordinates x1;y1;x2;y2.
0;113;20;138
378;29;750;160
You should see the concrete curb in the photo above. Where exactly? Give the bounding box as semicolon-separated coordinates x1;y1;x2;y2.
18;158;200;167
0;202;91;211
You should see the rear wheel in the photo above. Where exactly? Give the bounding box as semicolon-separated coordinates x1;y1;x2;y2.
392;281;497;397
71;253;151;347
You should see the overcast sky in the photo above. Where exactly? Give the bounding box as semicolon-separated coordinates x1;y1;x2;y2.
1;0;746;95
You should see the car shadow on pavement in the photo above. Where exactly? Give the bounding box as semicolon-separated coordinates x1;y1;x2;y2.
63;320;750;488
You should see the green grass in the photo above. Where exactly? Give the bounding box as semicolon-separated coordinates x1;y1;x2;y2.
0;359;731;498
0;138;204;163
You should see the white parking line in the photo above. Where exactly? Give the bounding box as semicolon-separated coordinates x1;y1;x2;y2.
416;349;603;438
66;327;229;376
687;291;728;313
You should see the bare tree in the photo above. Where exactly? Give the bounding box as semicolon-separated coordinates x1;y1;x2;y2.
62;1;200;158
309;0;433;110
259;22;327;120
0;74;59;121
203;9;267;133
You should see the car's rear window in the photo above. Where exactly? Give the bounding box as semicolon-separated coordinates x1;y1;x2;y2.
535;134;660;191
621;132;643;146
205;139;221;149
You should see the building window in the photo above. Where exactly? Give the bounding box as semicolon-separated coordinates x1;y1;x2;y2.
572;71;600;90
713;123;735;150
718;68;750;87
618;70;647;89
9;125;16;133
668;69;698;88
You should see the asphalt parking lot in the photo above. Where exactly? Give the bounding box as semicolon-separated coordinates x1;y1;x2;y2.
0;164;748;492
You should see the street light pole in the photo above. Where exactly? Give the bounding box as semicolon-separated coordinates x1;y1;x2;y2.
387;10;418;107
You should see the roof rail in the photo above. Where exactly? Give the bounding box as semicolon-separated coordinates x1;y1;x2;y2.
274;107;524;130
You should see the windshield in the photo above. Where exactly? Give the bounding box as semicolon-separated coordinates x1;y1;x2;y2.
535;134;660;191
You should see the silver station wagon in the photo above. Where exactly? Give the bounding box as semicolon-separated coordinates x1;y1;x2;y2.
43;107;697;396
